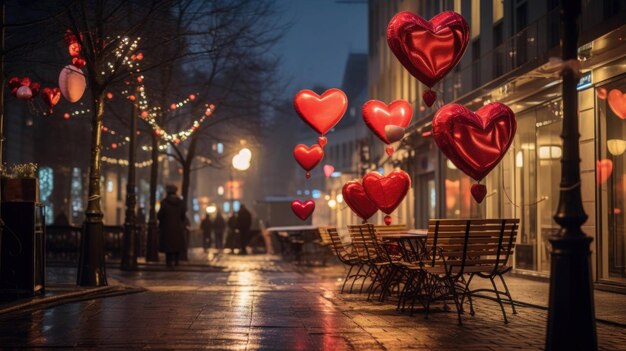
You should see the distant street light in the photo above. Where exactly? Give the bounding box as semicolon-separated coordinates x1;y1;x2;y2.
206;205;217;214
232;147;252;171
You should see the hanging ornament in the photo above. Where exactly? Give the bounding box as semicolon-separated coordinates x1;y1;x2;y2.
323;164;334;178
294;88;347;145
293;143;324;179
608;89;626;119
16;86;33;100
432;103;516;203
41;87;61;114
362;170;411;225
58;65;86;103
387;11;469;106
342;180;378;222
362;99;412;155
291;199;315;221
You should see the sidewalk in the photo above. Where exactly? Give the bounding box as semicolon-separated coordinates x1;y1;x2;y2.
0;252;623;350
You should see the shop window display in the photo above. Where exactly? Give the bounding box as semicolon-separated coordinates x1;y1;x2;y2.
598;79;626;282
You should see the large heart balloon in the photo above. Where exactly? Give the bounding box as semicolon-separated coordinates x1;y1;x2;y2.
293;143;324;173
342;180;378;221
387;11;469;88
362;99;413;144
291;200;315;221
433;103;516;181
608;89;626;119
362;170;411;215
294;88;347;135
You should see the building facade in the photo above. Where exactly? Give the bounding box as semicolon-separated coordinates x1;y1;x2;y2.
366;0;626;289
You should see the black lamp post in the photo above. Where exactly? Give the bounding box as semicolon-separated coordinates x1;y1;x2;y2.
545;0;597;349
121;104;138;270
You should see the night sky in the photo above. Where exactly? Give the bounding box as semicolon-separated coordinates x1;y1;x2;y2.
272;0;368;95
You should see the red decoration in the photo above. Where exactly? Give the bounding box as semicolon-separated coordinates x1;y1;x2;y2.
597;159;613;185
294;144;324;178
30;82;41;98
423;90;437;107
72;57;86;69
597;88;607;100
294;88;347;135
342;180;378;221
471;184;487;203
384;125;405;144
433;103;516;182
608;89;626;119
291;200;315;221
362;170;411;215
387;11;469;104
384;216;392;225
189;94;196;101
63;113;71;120
386;146;395;156
318;136;327;147
323;164;334;178
362;99;413;144
41;87;61;114
106;92;114;100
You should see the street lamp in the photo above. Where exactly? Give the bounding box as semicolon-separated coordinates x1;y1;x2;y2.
229;148;252;213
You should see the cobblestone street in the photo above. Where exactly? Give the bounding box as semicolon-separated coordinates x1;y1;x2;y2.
0;253;625;350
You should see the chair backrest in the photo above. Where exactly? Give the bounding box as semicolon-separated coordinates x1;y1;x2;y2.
426;218;520;276
347;223;378;260
373;224;408;240
318;226;332;246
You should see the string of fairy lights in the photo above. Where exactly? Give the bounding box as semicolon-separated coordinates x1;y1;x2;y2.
94;36;216;166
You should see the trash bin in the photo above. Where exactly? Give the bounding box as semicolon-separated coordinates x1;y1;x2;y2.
0;202;46;296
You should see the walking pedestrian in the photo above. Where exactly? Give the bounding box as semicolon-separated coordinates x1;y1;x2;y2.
237;204;252;255
157;184;186;268
226;212;238;252
213;210;226;252
201;213;212;253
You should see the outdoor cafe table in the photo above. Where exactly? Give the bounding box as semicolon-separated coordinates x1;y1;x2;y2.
378;229;428;262
266;225;321;263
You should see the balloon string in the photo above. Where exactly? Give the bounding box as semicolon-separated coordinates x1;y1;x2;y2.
500;166;548;208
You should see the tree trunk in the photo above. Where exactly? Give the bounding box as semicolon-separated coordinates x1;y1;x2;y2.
145;130;160;261
77;89;108;286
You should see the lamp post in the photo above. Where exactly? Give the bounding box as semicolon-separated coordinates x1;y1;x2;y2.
545;1;597;349
121;104;138;270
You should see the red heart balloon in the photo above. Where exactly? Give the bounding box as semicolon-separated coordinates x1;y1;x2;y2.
294;88;347;135
362;99;413;144
342;180;378;221
433;103;516;181
362;170;411;215
42;87;62;113
293;143;324;172
597;159;613;185
608;89;626;119
291;200;315;221
387;11;469;88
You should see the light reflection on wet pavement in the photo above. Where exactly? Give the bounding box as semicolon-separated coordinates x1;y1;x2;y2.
0;253;625;350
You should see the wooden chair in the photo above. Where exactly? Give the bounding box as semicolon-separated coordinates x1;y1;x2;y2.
348;224;396;300
421;218;520;324
318;227;366;293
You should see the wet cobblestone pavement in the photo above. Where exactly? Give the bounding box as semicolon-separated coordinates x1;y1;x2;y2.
0;253;625;350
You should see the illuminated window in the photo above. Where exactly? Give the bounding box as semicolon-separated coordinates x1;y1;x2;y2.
493;0;503;23
71;167;83;222
471;0;480;38
38;167;54;223
223;201;231;213
233;201;241;212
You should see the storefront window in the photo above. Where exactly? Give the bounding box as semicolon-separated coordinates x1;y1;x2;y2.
598;79;626;282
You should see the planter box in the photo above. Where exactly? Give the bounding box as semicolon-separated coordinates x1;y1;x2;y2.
1;177;40;202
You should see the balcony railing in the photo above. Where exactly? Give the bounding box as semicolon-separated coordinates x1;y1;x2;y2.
441;8;560;103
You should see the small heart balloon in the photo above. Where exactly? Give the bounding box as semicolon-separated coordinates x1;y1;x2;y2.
387;11;469;88
294;88;347;135
597;159;613;185
362;99;412;144
291;200;315;221
470;184;487;203
433;102;516;182
384;125;406;144
608;89;626;119
362;170;411;215
293;144;324;172
323;164;334;178
423;90;437;107
342;180;378;221
42;87;61;114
